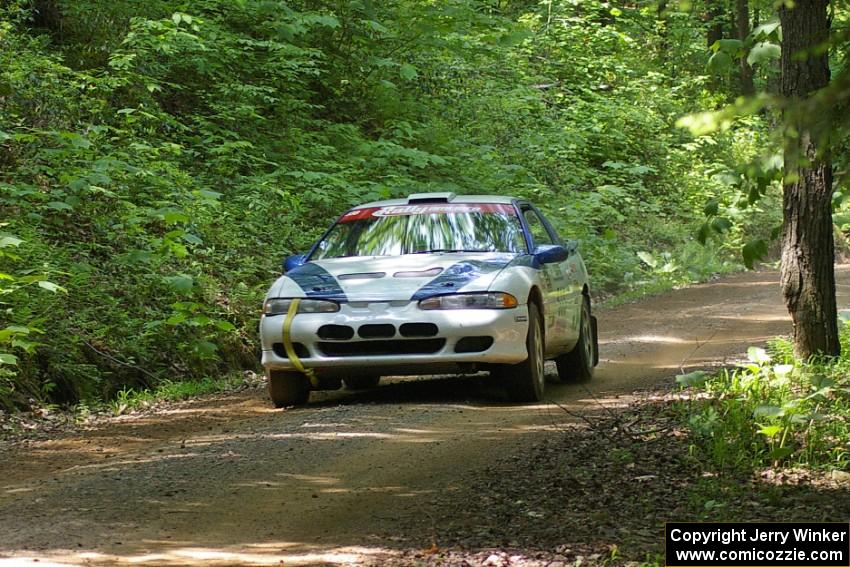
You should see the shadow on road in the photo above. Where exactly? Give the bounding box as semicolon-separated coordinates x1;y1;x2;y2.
306;368;594;409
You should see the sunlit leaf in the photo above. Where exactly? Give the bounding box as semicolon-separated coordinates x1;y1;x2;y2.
164;274;194;294
752;20;781;39
166;313;187;325
197;190;222;201
707;51;733;73
748;346;771;364
163;211;189;224
757;424;783;438
714;39;743;54
772;364;793;376
399;63;418;81
182;233;203;245
676;95;769;135
0;353;17;365
38;281;66;293
747;42;781;66
676;370;708;388
636;251;657;268
754;404;784;418
0;236;23;248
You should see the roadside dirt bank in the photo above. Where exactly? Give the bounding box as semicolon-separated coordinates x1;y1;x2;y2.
1;267;848;566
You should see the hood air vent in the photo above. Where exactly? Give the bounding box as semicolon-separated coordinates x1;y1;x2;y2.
394;267;443;278
338;272;386;280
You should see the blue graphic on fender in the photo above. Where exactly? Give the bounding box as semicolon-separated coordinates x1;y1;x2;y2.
285;262;348;302
410;259;512;301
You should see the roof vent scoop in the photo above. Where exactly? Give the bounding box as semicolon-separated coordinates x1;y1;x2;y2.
407;192;456;204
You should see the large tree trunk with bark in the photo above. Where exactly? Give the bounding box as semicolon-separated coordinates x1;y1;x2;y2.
736;0;754;95
779;0;839;358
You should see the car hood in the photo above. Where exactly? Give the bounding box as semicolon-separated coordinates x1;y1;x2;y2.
267;253;518;302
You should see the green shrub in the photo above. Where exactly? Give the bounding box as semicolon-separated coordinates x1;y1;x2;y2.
676;336;850;471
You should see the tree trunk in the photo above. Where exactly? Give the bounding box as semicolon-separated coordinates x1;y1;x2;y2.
779;0;839;358
706;0;725;48
658;0;669;60
31;0;63;36
736;0;754;95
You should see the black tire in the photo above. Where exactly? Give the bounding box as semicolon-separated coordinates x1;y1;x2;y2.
343;375;381;390
498;302;545;402
268;370;310;407
555;296;596;382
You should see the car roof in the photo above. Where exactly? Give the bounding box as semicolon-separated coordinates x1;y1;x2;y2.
352;194;519;209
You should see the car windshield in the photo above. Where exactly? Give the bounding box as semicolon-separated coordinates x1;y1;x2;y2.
311;203;527;259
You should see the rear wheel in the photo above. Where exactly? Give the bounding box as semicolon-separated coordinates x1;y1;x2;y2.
555;296;596;382
267;370;310;407
343;375;381;390
498;302;545;402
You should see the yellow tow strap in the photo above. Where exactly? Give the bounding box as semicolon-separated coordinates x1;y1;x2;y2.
282;298;319;388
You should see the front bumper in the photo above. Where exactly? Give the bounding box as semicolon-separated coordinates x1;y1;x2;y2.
260;301;529;373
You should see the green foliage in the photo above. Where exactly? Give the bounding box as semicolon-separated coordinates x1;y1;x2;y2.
676;336;850;470
0;230;64;407
0;0;773;409
107;374;243;415
746;42;781;66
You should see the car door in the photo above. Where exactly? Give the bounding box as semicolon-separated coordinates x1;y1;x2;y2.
520;205;572;354
535;208;584;346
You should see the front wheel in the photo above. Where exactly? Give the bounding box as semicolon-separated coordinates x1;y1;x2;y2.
267;370;310;407
555;296;597;382
497;302;545;402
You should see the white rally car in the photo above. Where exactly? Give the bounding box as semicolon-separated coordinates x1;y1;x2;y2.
260;193;598;406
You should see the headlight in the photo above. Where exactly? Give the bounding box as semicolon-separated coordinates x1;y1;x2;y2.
262;298;340;315
418;292;518;310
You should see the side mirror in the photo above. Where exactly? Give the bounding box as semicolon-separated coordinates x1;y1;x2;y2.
533;244;568;264
283;254;307;273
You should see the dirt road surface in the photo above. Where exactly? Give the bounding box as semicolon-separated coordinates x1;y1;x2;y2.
2;268;847;566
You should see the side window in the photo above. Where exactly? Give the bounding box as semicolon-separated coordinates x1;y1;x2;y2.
523;208;555;248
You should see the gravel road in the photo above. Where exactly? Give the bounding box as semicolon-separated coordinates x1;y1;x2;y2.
2;268;846;566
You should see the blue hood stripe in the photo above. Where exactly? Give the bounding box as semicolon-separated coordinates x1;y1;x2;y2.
285;262;348;302
410;259;511;301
